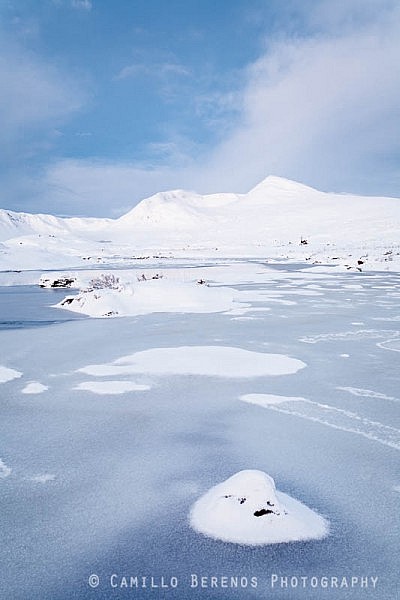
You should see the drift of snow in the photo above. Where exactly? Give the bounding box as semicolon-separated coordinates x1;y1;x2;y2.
0;366;22;383
21;382;48;394
78;346;306;378
75;381;151;394
189;470;328;545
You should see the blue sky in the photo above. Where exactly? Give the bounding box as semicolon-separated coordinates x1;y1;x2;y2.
1;0;399;216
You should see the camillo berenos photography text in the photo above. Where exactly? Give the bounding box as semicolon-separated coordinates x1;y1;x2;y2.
87;573;379;591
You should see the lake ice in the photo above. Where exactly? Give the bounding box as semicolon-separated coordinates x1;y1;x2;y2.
0;261;399;599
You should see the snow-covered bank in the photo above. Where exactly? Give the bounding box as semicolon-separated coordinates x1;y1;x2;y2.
56;275;246;318
1;176;399;272
190;470;328;545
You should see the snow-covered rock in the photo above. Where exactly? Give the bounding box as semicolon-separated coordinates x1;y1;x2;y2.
39;274;77;288
190;470;328;545
56;277;245;318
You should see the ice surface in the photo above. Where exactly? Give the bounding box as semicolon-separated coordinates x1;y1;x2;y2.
240;394;400;450
0;261;399;599
190;470;328;545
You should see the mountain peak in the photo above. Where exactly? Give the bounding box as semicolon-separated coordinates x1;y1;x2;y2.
247;176;319;197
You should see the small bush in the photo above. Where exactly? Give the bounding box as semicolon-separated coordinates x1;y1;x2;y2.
88;273;121;290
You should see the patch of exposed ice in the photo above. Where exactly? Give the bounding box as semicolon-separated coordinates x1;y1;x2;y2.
190;470;328;545
21;381;48;394
0;365;22;383
75;381;151;394
78;346;306;379
240;394;400;450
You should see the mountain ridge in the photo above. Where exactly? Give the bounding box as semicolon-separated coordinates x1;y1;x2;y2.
0;176;399;271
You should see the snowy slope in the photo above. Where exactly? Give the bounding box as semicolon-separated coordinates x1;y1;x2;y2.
0;176;399;271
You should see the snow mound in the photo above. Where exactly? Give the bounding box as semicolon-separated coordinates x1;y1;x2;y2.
56;278;243;318
190;470;328;545
0;365;22;383
21;382;48;394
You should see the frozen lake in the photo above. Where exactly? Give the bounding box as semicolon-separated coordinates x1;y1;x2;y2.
0;285;85;330
0;262;399;599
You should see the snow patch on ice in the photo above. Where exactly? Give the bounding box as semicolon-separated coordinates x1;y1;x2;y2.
29;474;56;483
300;329;400;344
21;381;48;394
242;393;307;405
240;394;400;450
0;365;22;383
0;458;11;478
373;316;400;322
78;346;306;378
75;381;151;394
337;387;399;403
190;470;328;545
377;338;400;352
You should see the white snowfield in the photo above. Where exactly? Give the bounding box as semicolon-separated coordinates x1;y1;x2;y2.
190;470;329;545
0;175;399;271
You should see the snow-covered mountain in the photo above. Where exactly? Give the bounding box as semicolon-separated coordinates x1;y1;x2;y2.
0;176;399;271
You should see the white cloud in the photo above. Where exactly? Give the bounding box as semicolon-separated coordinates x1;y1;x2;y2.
202;6;400;194
4;0;400;216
